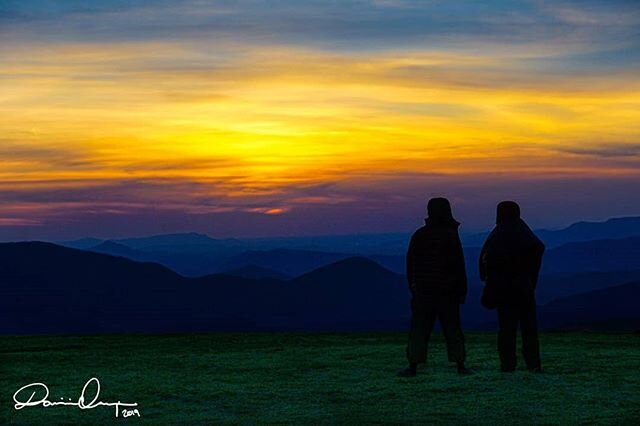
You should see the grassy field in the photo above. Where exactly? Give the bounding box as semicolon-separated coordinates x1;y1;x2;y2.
2;332;639;425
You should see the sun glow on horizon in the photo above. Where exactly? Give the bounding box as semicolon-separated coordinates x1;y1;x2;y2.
1;1;639;237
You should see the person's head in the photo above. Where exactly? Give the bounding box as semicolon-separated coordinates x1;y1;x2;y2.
426;197;459;227
496;200;521;224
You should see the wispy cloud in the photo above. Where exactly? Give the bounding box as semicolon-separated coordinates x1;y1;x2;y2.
0;218;42;227
557;143;640;158
0;0;639;238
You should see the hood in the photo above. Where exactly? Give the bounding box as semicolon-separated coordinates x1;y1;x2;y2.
425;197;460;227
496;200;521;224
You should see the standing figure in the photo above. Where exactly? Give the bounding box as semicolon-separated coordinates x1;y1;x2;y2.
480;201;545;373
398;197;471;377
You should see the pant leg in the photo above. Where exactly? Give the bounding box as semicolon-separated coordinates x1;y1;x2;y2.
497;304;518;370
519;296;541;369
437;302;466;363
406;300;437;364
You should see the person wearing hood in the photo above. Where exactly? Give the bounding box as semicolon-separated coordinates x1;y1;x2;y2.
398;197;471;377
480;201;545;373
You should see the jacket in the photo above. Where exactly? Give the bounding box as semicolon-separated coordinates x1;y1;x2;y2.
406;221;468;304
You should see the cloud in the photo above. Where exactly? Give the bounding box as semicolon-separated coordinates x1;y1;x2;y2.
0;218;42;227
0;0;639;239
1;0;638;56
556;143;640;158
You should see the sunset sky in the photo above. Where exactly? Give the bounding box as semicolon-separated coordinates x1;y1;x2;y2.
1;0;639;240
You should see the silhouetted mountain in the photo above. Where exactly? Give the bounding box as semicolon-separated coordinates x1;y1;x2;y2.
0;242;187;333
535;270;640;304
463;216;640;248
0;243;407;333
222;249;352;277
539;281;640;330
221;265;291;281
223;249;406;276
116;232;244;252
186;258;410;331
68;236;640;281
461;270;640;330
244;233;411;255
540;217;640;247
55;216;640;278
541;236;640;273
290;257;409;329
462;238;640;291
294;256;394;281
59;237;104;250
112;233;252;277
65;237;369;278
130;251;230;277
89;241;151;261
70;234;245;277
203;256;411;330
3;241;639;334
0;242;316;333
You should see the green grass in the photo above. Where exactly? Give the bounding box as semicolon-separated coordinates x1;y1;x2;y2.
2;332;639;425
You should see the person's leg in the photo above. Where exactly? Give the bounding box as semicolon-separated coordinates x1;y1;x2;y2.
497;303;518;371
438;302;469;373
520;296;541;371
404;301;437;373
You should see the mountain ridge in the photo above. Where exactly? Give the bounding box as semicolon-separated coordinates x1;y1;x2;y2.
2;241;639;334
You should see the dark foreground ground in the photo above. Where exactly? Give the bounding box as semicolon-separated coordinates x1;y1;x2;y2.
2;332;639;425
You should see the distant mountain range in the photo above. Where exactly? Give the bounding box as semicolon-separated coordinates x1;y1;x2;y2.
61;216;640;253
2;241;639;334
220;265;291;281
83;236;640;285
217;235;640;277
534;269;640;304
48;217;640;333
90;240;152;261
221;249;352;277
462;216;640;248
0;243;408;334
539;217;640;247
56;216;640;279
541;236;640;273
539;281;640;330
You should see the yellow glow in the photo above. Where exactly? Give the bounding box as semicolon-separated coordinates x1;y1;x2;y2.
1;41;639;215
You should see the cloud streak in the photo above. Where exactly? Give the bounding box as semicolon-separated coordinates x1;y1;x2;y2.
0;0;639;238
557;143;640;158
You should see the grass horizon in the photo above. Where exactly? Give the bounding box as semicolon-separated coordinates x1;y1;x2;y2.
3;332;639;425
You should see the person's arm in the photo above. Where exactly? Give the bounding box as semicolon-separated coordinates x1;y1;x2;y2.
406;234;416;293
453;235;468;304
479;237;490;283
522;222;545;288
479;229;498;283
530;238;545;288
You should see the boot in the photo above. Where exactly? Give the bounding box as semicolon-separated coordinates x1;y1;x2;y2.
457;362;473;375
397;363;417;377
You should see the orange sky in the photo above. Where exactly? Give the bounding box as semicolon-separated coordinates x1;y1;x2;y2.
1;1;639;238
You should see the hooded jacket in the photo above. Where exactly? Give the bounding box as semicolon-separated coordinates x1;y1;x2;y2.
479;201;545;302
406;198;468;304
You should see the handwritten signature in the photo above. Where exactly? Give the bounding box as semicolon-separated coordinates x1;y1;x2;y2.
13;377;140;418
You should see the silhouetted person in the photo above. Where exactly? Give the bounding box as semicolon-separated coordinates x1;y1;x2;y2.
480;201;545;373
398;197;471;377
